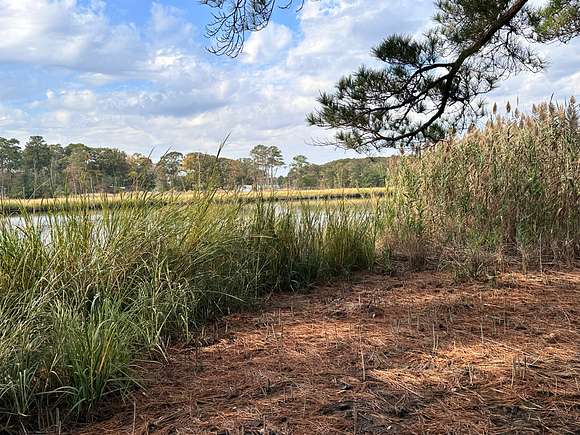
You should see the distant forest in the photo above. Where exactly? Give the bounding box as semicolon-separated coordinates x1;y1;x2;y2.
0;136;397;198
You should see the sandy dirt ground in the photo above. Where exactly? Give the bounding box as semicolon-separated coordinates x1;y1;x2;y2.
74;268;580;434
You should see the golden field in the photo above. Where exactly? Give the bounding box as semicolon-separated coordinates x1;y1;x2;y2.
0;187;389;214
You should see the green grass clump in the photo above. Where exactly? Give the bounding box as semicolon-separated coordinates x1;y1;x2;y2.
0;194;378;432
382;99;579;276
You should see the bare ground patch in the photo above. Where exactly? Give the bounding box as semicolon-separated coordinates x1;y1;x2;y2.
73;269;580;434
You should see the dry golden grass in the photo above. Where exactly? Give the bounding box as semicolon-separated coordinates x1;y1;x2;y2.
0;187;388;214
73;267;580;434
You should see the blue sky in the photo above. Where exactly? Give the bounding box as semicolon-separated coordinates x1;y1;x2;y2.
0;0;578;165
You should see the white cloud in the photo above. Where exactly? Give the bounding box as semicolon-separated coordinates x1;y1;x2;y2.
0;0;143;74
0;104;27;128
149;2;195;45
290;0;431;69
242;23;293;64
44;89;98;111
35;83;231;119
487;38;580;110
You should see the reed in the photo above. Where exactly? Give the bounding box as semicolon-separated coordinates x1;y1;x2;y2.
382;99;579;276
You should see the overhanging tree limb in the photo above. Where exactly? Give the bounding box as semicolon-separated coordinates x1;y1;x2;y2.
305;0;575;152
201;0;580;151
201;0;306;56
356;0;530;147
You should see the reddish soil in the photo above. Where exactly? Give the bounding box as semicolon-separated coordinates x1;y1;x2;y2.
76;269;579;434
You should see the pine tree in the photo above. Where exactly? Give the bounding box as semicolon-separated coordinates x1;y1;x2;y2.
203;0;580;150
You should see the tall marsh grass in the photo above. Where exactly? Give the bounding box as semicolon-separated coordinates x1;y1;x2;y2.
0;195;378;431
383;100;579;276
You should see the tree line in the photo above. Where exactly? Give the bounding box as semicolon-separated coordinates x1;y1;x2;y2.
0;136;393;198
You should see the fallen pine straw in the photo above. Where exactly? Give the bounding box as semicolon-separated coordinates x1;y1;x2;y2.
74;268;580;434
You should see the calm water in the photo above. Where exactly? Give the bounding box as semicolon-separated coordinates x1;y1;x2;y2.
0;200;377;240
4;213;100;228
1;213;103;242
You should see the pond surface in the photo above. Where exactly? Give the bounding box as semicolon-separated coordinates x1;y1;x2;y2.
3;213;100;228
0;199;379;243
